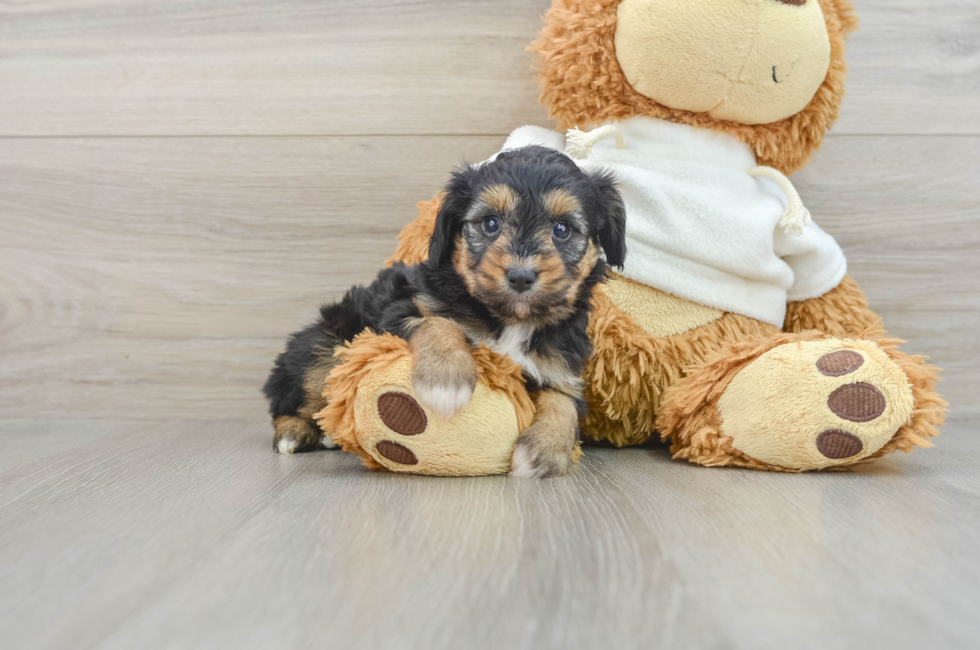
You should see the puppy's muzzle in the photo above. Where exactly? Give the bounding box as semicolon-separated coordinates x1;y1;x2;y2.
505;267;539;294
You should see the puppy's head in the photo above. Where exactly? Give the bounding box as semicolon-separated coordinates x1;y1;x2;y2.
428;146;626;324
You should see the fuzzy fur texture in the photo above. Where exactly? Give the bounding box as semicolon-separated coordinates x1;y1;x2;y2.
386;198;946;470
316;331;536;474
600;272;724;338
529;0;859;174
267;147;625;476
583;284;779;447
657;330;946;472
386;194;443;268
784;274;882;336
376;1;947;471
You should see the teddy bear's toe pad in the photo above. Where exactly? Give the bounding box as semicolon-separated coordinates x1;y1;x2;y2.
375;440;419;465
377;392;427;436
828;382;886;423
817;350;864;376
718;339;915;470
815;429;863;460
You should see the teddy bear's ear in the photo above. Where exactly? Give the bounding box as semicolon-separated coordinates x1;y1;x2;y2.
427;166;477;268
587;169;627;270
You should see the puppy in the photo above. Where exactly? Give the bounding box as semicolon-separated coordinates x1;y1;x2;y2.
263;145;626;477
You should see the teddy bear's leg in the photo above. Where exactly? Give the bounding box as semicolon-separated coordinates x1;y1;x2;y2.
317;333;535;476
385;193;442;267
582;276;779;447
784;275;884;337
658;333;945;471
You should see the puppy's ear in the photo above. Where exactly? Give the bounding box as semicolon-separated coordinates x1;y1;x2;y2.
428;165;477;267
587;170;627;269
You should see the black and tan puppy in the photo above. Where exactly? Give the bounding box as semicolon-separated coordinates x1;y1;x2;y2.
263;145;626;477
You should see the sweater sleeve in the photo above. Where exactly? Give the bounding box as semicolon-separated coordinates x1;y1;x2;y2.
755;174;849;303
774;220;849;303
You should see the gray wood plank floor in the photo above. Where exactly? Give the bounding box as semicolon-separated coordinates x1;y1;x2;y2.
1;0;978;648
1;419;978;650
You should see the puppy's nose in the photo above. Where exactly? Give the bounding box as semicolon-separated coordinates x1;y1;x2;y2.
505;267;539;293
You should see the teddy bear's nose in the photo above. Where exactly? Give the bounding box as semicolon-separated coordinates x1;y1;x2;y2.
773;0;807;6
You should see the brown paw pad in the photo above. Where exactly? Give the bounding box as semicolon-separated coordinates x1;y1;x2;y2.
828;382;886;423
816;350;864;377
377;392;427;436
376;441;419;466
816;429;864;460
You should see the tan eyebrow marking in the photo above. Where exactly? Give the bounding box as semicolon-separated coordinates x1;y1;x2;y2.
543;189;581;218
479;184;520;214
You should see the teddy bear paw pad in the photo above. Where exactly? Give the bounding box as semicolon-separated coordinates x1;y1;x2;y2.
352;368;521;475
373;392;426;466
377;391;428;436
815;429;863;460
717;339;915;470
816;350;864;377
375;440;419;466
827;382;886;423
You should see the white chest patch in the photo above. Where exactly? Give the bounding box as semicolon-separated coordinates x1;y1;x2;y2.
486;324;539;382
480;325;583;393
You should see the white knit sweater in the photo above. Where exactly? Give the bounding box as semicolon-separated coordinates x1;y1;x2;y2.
496;117;847;328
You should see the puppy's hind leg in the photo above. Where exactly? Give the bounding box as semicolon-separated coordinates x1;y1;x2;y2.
264;323;339;454
272;416;325;454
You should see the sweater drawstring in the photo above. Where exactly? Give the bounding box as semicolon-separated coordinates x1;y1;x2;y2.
747;166;812;236
565;125;626;160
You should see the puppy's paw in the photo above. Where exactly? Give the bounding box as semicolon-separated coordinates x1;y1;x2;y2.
509;424;575;479
272;416;323;454
414;382;474;419
412;349;478;419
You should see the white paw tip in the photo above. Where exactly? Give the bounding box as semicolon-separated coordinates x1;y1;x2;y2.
277;438;300;454
320;436;338;450
416;383;473;419
509;445;540;478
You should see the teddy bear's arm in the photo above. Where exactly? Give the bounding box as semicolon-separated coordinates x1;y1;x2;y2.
783;275;883;337
385;193;442;267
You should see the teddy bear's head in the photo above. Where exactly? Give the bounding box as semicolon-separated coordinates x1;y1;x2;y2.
531;0;859;174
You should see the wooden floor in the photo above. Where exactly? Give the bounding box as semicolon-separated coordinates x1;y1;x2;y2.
1;1;979;648
1;419;978;649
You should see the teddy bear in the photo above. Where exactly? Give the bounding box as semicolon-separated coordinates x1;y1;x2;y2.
320;0;945;475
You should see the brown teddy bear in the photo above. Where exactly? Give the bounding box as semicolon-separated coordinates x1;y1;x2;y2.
375;0;946;474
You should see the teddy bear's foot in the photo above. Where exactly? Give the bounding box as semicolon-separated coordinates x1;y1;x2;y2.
353;381;524;475
660;333;943;471
315;333;535;476
717;339;914;469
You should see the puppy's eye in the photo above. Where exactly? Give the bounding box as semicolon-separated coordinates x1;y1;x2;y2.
483;216;501;235
552;221;571;241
